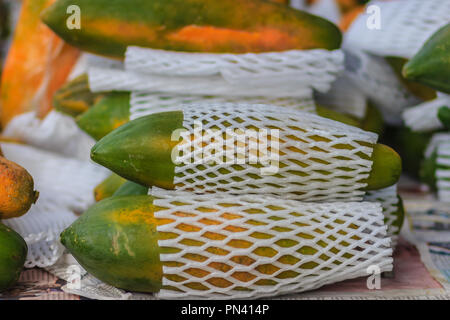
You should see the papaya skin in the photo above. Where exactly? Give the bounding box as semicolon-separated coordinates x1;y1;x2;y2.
94;173;127;202
91;111;183;189
42;0;342;58
61;195;360;293
91;112;401;192
54;74;106;117
364;144;402;191
0;157;39;219
316;105;361;128
60;196;163;293
385;56;437;101
113;181;148;197
403;23;450;94
76;93;131;141
0;223;27;292
438;106;450;130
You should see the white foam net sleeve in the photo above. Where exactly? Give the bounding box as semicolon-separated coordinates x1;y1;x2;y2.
340;48;420;125
403;94;450;132
170;103;378;202
436;142;450;203
0;143;110;268
2;111;96;161
345;0;450;59
151;189;393;300
315;74;368;120
130;92;316;121
125;47;343;89
364;185;401;249
89;48;343;97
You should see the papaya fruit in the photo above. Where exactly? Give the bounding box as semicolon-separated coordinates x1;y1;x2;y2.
0;223;27;292
0;156;39;219
438;106;450;130
61;194;363;293
94;173;127;202
385;56;437;101
42;0;342;59
53;74;106;117
420;150;438;192
91;111;401;193
316;103;384;135
403;23;450;94
392;195;405;236
76;93;131;141
113;181;148;197
0;0;80;127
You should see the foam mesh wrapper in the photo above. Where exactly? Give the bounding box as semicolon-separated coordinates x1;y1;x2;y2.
150;188;393;299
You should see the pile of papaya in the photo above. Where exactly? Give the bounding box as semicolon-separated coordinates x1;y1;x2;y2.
0;145;38;292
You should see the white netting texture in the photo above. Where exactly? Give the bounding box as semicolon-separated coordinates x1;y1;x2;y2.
436;142;450;203
364;185;401;249
89;48;343;97
345;0;450;59
403;94;450;132
340;48;420;125
151;189;393;299
130;92;316;121
0;143;109;268
171;103;378;201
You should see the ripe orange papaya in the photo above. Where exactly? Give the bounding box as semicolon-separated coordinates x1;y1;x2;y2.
42;0;342;59
0;156;39;219
0;0;80;127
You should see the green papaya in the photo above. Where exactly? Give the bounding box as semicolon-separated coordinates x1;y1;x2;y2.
403;23;450;94
54;74;106;117
42;0;342;59
392;196;405;236
0;223;27;292
60;196;163;293
61;194;364;293
113;181;148;197
91;111;402;192
438;106;450;130
317;103;384;135
316;105;361;128
385;56;436;101
76;93;130;141
94;173;127;202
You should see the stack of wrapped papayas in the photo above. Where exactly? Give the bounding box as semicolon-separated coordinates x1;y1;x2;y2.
35;0;405;298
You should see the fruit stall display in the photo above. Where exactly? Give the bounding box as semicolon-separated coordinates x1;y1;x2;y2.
0;0;449;299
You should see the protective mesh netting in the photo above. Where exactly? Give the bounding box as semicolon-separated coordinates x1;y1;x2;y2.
170;103;378;202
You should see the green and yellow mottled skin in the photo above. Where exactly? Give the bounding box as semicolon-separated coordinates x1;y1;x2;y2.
42;0;342;58
0;223;27;292
438;106;450;130
91;111;183;189
403;23;450;94
91;111;401;192
53;74;106;117
76;93;130;141
385;56;437;101
60;196;163;293
94;173;127;202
